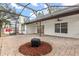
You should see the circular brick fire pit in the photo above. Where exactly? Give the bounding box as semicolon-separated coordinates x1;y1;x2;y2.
19;38;52;56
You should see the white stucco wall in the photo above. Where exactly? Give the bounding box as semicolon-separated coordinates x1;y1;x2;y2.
43;14;79;38
26;24;37;34
25;14;79;38
18;16;26;34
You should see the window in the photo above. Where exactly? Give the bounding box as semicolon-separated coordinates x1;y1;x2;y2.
55;23;60;33
61;23;68;33
55;22;68;33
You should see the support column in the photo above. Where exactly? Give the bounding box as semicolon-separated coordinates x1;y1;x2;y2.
39;21;41;37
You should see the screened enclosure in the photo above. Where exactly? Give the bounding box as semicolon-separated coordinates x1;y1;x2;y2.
0;3;78;36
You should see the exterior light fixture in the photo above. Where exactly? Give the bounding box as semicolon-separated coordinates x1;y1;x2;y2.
57;18;62;21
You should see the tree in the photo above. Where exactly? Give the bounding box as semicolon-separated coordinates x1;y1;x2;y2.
37;11;44;17
0;19;10;37
0;12;11;37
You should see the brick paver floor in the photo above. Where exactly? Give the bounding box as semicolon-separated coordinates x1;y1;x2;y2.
0;34;79;56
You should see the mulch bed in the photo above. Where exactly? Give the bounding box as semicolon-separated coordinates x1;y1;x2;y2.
19;41;52;56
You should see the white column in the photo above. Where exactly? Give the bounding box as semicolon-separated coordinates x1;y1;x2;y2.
18;24;22;33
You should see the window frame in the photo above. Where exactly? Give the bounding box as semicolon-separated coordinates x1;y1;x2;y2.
55;22;68;33
55;23;61;33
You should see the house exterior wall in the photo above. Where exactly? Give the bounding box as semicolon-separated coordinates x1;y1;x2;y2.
42;14;79;38
18;16;26;34
26;24;37;34
26;14;79;38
